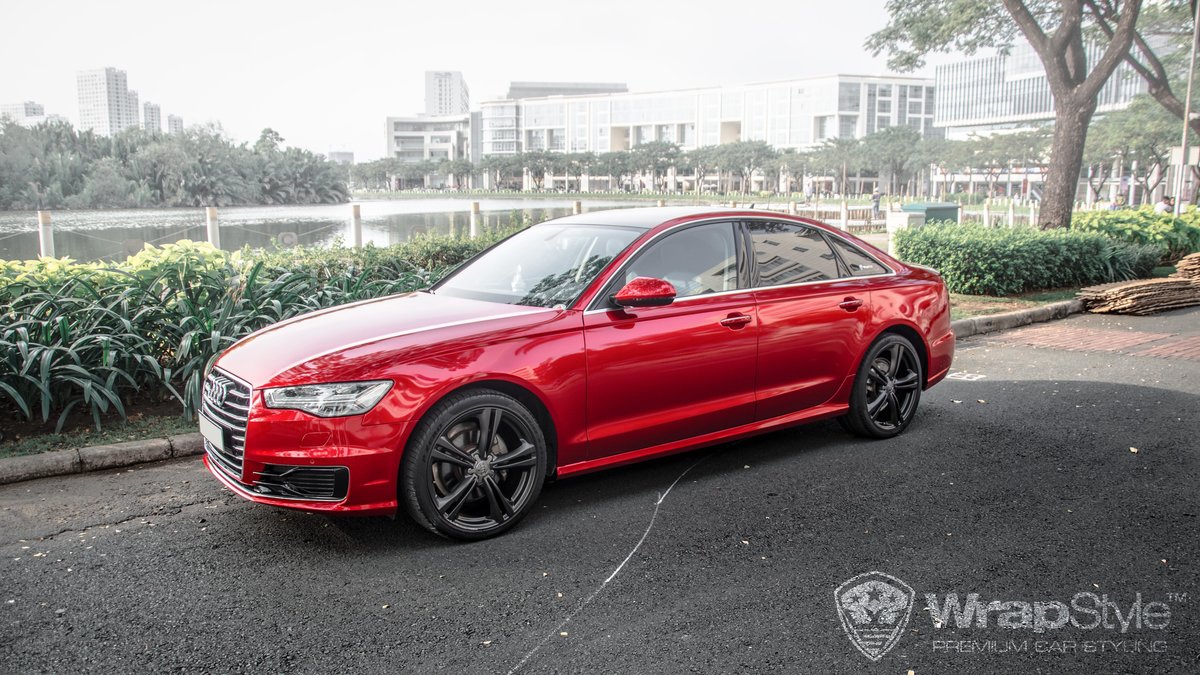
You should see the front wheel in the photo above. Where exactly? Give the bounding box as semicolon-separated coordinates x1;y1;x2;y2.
840;334;923;439
401;390;547;540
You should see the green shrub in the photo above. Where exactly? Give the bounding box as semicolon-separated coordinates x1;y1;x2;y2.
895;223;1163;296
1071;207;1200;262
0;230;515;431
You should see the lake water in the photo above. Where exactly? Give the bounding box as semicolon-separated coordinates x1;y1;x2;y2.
0;198;655;262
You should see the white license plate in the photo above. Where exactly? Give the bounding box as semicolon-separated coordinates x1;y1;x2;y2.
199;415;224;452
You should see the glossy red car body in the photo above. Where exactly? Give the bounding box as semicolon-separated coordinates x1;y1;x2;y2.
202;207;954;516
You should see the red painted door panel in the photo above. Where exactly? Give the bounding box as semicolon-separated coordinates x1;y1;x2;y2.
582;292;758;460
753;281;872;419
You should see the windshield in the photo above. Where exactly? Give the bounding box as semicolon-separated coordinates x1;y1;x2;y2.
434;224;642;307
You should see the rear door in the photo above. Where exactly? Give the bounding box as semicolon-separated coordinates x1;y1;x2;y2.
582;220;757;460
748;220;875;419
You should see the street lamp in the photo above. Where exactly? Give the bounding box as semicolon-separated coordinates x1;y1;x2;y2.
1175;0;1200;216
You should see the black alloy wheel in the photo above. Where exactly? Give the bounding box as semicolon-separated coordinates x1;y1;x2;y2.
402;390;547;540
840;333;923;439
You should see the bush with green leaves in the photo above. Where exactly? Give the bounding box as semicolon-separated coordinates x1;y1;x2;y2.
1071;207;1200;262
895;222;1163;296
1;233;508;432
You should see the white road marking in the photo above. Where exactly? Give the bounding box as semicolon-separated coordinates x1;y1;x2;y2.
506;455;709;674
947;371;987;381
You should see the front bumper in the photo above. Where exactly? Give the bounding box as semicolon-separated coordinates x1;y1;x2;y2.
201;375;410;516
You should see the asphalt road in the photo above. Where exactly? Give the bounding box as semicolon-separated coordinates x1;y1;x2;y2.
2;308;1198;674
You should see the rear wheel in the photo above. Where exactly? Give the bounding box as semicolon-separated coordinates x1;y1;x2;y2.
401;390;547;540
840;334;923;439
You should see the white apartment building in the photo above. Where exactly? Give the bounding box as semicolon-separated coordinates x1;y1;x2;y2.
76;68;141;135
143;102;162;133
1;101;44;121
385;114;471;163
167;114;184;135
480;74;938;157
425;71;470;116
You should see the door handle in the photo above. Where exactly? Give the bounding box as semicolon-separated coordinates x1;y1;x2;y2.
838;297;863;312
719;313;753;328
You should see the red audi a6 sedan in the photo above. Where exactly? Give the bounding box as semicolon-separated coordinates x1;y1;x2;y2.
200;207;954;539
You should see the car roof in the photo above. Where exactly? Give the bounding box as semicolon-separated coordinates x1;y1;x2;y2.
543;206;743;230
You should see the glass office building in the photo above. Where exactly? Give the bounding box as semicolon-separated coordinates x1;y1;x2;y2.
934;40;1146;137
480;74;937;157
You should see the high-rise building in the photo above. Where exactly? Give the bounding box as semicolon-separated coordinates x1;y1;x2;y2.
934;39;1146;138
327;151;355;165
143;102;161;133
424;71;470;116
1;101;45;121
76;67;141;135
167;114;184;135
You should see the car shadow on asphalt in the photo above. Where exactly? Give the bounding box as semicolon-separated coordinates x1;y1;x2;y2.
241;379;1198;555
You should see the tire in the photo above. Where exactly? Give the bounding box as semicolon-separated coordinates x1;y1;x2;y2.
401;389;548;540
840;333;923;439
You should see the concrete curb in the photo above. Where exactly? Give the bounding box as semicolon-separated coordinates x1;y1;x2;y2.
0;298;1085;487
951;298;1084;340
0;432;203;486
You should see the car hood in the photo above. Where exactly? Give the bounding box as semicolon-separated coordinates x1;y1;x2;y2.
216;291;554;387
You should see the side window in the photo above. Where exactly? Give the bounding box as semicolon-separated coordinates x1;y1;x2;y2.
748;221;840;286
829;237;889;277
623;222;739;298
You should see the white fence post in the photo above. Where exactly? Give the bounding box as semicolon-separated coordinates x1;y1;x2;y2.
350;204;363;248
37;210;54;258
205;207;220;249
469;201;480;238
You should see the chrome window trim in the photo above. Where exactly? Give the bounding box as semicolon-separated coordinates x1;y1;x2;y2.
582;215;897;313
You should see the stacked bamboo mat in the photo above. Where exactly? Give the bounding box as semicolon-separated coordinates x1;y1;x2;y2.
1175;252;1200;280
1079;253;1200;315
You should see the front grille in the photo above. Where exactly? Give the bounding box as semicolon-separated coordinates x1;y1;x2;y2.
201;368;252;481
252;465;349;501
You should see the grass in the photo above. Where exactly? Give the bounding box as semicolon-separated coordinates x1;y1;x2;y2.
0;408;196;460
950;288;1080;321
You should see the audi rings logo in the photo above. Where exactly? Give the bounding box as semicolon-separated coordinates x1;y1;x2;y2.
203;377;229;409
835;571;916;661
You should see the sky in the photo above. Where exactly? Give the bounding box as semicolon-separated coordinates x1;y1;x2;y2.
0;0;950;161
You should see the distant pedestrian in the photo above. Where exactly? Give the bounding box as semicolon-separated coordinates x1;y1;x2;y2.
1154;195;1175;214
871;190;882;219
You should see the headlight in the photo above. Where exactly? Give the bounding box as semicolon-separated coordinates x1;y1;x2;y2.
263;380;393;418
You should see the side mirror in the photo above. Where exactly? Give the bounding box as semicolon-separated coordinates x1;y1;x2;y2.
612;276;676;308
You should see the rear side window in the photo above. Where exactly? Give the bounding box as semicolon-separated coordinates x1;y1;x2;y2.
829;237;889;277
748;221;840;286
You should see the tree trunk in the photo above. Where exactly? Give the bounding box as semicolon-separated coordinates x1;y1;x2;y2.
1039;98;1094;228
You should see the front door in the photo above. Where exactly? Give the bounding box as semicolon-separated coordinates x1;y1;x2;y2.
582;221;757;460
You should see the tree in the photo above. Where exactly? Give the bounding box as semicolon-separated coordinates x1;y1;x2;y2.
439;158;475;189
1088;1;1200;136
868;0;1143;227
1088;94;1180;203
776;149;813;195
254;128;284;155
811;137;862;195
861;126;923;195
630;141;682;190
564;152;597;191
714;141;777;193
682;146;721;194
595;151;632;191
